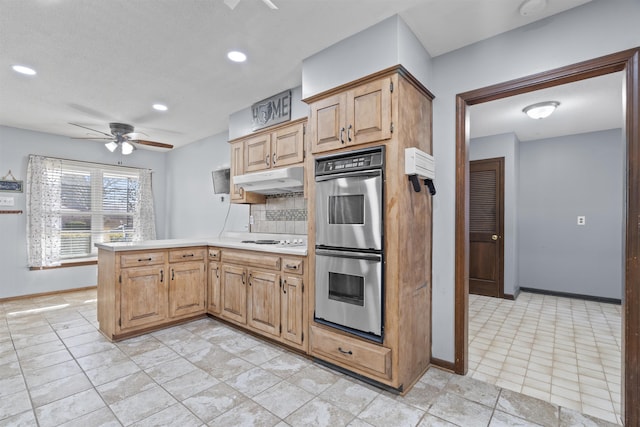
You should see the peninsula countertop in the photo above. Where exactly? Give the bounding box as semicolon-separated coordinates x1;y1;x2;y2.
95;232;308;256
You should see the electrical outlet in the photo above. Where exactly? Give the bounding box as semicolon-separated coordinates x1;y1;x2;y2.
0;196;15;206
577;216;586;225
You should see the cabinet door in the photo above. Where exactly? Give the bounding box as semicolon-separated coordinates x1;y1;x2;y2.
271;123;304;167
245;133;272;172
247;270;281;338
230;141;245;202
208;261;221;315
310;92;347;153
169;261;206;318
281;275;304;346
348;77;392;146
221;264;247;324
120;265;166;331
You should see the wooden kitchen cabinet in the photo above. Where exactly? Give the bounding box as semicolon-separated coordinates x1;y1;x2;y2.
244;119;306;172
309;76;392;153
304;66;434;393
207;248;221;315
216;249;308;352
247;269;281;338
120;263;167;331
168;248;206;319
221;264;248;324
281;274;304;346
230;141;265;204
97;247;208;341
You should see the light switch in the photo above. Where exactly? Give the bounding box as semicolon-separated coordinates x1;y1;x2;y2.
0;196;15;206
577;216;586;225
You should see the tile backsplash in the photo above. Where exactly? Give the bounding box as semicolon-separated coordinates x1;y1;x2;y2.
250;193;307;234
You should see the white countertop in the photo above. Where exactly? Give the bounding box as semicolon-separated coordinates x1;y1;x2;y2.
95;232;308;256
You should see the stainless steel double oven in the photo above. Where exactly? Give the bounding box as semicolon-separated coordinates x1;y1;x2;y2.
314;146;384;342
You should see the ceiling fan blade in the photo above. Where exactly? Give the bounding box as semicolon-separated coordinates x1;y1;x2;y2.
262;0;278;10
130;139;174;149
69;122;112;137
124;131;149;140
71;137;114;141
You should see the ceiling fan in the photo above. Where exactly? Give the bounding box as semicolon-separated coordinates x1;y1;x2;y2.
69;122;174;155
224;0;278;10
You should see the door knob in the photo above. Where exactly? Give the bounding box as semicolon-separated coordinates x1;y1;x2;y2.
492;234;498;241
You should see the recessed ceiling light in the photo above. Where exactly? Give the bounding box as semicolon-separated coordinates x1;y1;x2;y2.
227;51;247;63
523;101;560;119
12;65;36;75
153;103;168;111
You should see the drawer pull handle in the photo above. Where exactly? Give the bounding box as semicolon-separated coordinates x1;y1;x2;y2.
171;269;175;280
160;270;164;282
182;254;194;258
138;257;152;262
338;347;352;355
285;264;298;269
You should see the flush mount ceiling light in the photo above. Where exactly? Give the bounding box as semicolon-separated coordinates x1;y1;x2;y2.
523;101;560;119
519;0;547;16
152;103;168;111
12;65;36;75
227;50;247;62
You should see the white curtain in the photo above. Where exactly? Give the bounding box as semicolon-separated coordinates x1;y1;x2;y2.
133;169;156;241
27;155;62;268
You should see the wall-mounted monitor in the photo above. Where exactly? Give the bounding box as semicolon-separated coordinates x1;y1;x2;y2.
212;168;230;194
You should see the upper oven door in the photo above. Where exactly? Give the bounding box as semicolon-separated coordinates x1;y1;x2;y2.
315;170;383;251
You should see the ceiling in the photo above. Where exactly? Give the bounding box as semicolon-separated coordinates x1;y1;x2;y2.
0;0;605;151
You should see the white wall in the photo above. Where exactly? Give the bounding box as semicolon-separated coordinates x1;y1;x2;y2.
430;0;640;361
302;15;433;98
164;131;249;238
0;125;168;299
470;132;519;297
518;129;624;300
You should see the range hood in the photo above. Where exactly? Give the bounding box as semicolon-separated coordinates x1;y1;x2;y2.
233;166;304;195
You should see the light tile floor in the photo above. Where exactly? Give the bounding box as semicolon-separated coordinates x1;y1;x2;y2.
469;292;622;425
0;289;621;426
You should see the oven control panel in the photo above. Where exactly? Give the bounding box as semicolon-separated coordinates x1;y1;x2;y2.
315;148;384;176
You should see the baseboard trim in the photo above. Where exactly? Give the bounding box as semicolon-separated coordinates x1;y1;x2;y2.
519;287;621;305
504;288;520;300
430;357;455;372
0;286;97;303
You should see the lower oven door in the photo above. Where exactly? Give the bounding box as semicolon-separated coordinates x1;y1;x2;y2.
315;248;383;340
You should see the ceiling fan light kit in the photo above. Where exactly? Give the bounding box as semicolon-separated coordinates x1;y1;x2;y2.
523;101;559;119
105;141;118;152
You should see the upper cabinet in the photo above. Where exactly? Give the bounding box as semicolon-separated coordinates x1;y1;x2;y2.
229;118;306;203
245;121;305;172
309;77;392;154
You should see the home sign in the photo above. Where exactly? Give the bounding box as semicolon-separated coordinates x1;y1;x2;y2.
252;90;291;131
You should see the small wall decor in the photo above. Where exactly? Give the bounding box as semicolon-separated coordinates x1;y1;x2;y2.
0;170;23;192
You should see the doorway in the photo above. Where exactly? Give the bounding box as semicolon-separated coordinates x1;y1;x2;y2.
454;48;640;426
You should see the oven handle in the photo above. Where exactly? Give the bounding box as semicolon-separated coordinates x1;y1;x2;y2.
316;248;382;262
315;169;381;182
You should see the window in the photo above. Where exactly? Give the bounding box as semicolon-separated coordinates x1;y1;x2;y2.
27;155;156;267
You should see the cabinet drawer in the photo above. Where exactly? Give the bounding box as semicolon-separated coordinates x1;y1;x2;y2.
282;258;303;275
208;248;221;260
120;251;165;268
169;248;206;263
222;250;280;270
310;326;391;380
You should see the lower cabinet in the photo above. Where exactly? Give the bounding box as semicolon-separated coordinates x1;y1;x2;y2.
221;264;248;324
213;249;307;352
98;247;207;341
120;264;167;331
247;270;281;337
